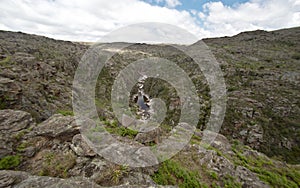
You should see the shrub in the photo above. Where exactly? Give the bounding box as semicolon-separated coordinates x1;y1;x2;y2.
0;155;21;170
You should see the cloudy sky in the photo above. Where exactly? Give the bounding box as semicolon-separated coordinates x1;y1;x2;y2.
0;0;299;42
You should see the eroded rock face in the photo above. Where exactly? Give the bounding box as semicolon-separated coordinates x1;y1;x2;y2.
0;109;34;133
0;170;103;188
0;109;299;187
0;30;88;122
0;110;163;186
0;109;35;158
0;170;177;188
196;146;269;188
195;130;232;153
33;114;80;140
70;134;97;157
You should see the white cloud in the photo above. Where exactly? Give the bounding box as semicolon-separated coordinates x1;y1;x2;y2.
0;0;199;42
151;0;181;8
164;0;182;8
199;0;300;37
99;22;198;44
0;0;299;43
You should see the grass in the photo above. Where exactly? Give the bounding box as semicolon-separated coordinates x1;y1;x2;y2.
38;151;76;178
0;155;21;170
94;164;130;186
104;120;138;139
13;130;27;140
57;109;74;116
251;167;299;188
152;159;207;188
112;165;129;184
222;175;242;188
231;142;300;188
209;171;219;180
17;142;29;152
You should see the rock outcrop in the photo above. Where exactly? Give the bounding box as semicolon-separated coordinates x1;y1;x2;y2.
0;27;300;187
0;109;299;187
0;109;35;158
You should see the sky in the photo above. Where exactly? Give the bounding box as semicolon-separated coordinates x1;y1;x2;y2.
0;0;299;43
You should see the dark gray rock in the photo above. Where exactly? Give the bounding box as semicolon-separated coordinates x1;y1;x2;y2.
70;134;97;157
0;109;35;158
33;114;79;140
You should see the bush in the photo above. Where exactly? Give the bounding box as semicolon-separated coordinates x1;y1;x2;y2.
0;155;21;170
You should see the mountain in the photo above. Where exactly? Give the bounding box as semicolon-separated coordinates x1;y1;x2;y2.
0;28;299;187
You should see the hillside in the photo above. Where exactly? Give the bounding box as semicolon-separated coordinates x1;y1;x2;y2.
0;28;299;187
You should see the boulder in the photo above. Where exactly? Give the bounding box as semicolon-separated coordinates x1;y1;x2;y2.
34;114;79;140
70;134;97;157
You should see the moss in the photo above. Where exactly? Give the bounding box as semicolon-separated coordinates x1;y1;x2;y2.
152;159;207;188
0;155;21;170
57;109;74;116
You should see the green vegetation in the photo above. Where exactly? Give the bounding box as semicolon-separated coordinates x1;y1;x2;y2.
38;151;76;178
94;164;130;186
104;120;138;139
57;109;74;116
13;130;27;140
0;56;12;66
17;142;29;152
231;142;300;188
222;175;242;188
0;155;21;170
112;165;129;184
209;171;219;180
13;128;33;140
251;167;299;188
152;159;207;188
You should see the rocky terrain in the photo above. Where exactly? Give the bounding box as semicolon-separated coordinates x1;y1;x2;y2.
0;28;299;187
